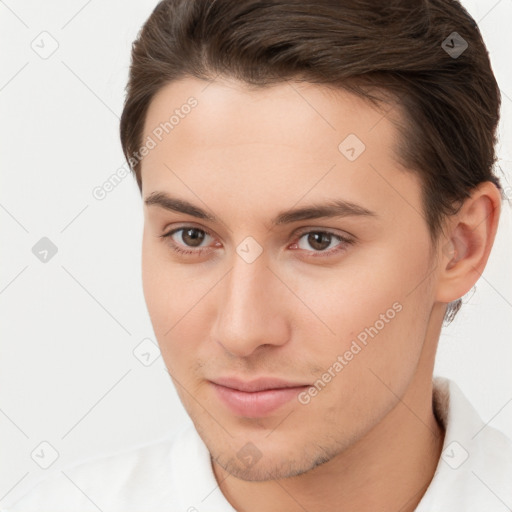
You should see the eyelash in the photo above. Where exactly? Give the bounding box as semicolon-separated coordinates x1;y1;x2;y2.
159;226;355;259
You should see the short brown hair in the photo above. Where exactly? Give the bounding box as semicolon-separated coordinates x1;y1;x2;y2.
120;0;503;323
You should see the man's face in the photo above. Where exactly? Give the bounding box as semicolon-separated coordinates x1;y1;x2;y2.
140;77;440;480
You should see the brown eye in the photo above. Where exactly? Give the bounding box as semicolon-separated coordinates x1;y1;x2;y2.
297;231;342;252
160;226;215;256
179;228;207;247
292;229;355;258
300;232;334;251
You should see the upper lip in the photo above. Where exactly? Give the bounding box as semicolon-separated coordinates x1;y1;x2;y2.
210;376;310;392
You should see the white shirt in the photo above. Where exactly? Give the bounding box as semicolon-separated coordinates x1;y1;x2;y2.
2;377;511;511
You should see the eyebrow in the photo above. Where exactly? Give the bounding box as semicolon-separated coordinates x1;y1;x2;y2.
144;191;377;226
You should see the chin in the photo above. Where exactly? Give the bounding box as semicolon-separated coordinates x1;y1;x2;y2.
210;437;340;482
215;454;313;482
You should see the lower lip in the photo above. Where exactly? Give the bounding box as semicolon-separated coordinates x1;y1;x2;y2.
210;382;310;418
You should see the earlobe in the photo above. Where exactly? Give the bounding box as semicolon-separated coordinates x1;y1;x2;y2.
435;182;501;304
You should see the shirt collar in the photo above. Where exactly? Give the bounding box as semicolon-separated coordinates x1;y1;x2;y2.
416;376;512;511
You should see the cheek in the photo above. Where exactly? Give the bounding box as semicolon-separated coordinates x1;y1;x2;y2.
294;239;429;326
141;236;169;329
293;235;435;378
141;234;213;371
288;243;435;434
142;236;180;350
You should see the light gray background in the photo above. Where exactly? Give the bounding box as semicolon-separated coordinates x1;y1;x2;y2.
1;0;511;505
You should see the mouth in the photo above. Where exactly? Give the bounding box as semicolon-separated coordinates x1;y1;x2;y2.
209;376;311;418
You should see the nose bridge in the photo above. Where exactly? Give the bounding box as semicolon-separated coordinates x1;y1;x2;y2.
212;250;288;357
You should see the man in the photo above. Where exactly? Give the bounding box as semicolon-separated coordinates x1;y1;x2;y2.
4;0;511;510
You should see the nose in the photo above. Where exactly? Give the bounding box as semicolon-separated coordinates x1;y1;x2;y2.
211;252;290;358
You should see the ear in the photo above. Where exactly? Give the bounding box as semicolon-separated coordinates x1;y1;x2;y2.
435;181;502;303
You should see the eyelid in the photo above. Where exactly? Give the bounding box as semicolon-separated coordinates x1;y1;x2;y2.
293;226;354;240
161;222;217;243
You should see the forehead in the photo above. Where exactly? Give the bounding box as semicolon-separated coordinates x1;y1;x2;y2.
140;77;421;226
142;77;397;157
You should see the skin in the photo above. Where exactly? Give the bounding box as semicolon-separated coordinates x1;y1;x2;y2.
139;76;501;512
